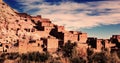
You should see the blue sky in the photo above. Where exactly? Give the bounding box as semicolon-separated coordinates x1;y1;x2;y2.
3;0;120;39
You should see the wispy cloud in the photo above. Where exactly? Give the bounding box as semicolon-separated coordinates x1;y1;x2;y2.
15;0;120;31
15;0;43;4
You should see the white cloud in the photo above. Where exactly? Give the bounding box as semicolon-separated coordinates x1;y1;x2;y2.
16;1;120;31
15;0;43;3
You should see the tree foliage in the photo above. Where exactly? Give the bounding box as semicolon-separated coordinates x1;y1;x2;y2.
20;52;50;62
70;57;86;63
92;52;107;63
7;52;19;60
62;41;77;57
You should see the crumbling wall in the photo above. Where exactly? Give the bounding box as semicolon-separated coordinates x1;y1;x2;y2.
78;33;87;43
47;37;58;52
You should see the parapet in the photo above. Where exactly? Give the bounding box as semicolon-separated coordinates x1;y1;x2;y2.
88;37;97;40
17;13;31;18
17;13;28;16
31;15;41;19
112;35;120;39
69;31;79;34
40;18;51;23
97;39;103;42
58;26;65;32
58;26;64;28
36;15;41;18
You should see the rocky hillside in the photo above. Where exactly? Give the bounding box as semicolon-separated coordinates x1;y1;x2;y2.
0;2;35;44
0;1;54;42
0;1;88;54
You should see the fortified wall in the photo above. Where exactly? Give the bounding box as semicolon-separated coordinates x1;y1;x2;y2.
0;1;120;55
0;11;119;54
0;10;88;54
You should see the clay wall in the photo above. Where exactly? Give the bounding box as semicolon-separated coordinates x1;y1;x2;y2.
58;26;65;32
41;22;53;27
78;33;87;43
19;41;28;53
27;41;43;52
112;35;120;42
44;26;54;33
34;31;49;38
0;47;3;52
104;39;115;51
7;47;19;53
96;39;103;52
0;43;17;52
40;18;51;23
64;32;78;43
47;37;58;52
17;13;31;18
77;43;88;57
31;15;42;22
87;37;97;48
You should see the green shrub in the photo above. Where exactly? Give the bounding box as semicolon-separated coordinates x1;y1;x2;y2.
20;52;50;62
92;52;107;63
0;57;5;63
70;57;86;63
62;41;77;57
7;52;19;60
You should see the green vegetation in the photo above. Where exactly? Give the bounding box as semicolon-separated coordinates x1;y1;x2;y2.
0;52;50;63
70;57;86;63
7;52;19;60
0;41;120;63
62;40;77;57
61;41;86;63
19;52;50;63
87;48;120;63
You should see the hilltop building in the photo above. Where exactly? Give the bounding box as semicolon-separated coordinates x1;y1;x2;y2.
0;1;120;56
87;37;116;52
0;2;88;53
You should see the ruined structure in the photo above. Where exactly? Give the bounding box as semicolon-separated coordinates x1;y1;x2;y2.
109;35;120;52
0;1;120;56
87;37;116;52
111;35;120;42
0;1;88;54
